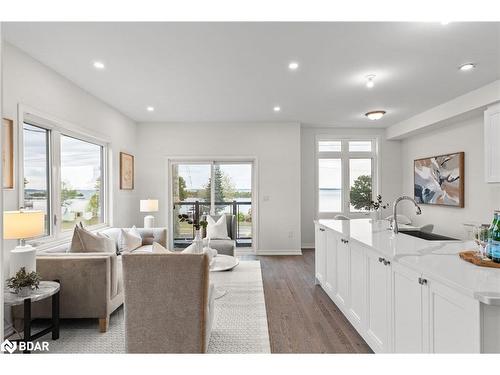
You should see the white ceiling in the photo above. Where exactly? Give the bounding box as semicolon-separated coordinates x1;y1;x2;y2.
3;22;500;126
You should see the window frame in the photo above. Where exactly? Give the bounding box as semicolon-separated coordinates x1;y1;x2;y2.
315;135;379;218
18;106;111;244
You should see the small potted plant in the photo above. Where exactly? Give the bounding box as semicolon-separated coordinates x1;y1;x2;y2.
178;213;208;253
7;267;42;297
370;195;389;221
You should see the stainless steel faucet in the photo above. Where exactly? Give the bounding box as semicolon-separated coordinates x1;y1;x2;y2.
392;196;422;234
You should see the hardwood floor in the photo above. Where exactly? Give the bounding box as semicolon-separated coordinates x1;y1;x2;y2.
257;249;372;353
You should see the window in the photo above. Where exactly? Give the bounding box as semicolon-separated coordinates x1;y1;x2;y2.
22;115;108;241
317;138;377;216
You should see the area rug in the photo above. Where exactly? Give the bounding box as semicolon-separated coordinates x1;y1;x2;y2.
27;260;270;353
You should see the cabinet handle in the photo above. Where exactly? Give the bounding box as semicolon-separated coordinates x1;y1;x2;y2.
345;239;349;244
378;257;384;263
319;228;325;232
418;277;428;285
383;260;391;266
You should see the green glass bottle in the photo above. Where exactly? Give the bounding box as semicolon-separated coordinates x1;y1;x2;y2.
487;211;498;259
492;211;500;263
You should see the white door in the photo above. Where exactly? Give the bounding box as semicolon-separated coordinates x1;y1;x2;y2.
315;225;327;285
365;248;392;353
335;236;350;310
427;279;481;353
324;229;338;298
392;262;427;353
348;241;366;331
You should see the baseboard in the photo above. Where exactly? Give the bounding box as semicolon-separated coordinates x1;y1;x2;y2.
256;249;303;256
301;243;315;249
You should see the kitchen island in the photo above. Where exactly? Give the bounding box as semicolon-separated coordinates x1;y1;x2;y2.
315;218;500;353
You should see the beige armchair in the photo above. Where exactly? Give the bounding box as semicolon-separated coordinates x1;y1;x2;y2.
122;252;214;353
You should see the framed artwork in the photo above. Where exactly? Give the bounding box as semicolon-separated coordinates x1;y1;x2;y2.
414;151;464;207
120;152;134;190
2;118;14;189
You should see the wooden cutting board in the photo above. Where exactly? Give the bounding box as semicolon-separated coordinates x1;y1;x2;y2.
459;250;500;269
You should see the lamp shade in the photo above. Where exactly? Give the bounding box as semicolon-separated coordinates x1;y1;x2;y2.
4;210;45;240
140;199;159;213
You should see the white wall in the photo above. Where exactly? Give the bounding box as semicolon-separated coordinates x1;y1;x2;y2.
301;127;402;247
401;114;500;239
135;122;302;254
2;43;138;335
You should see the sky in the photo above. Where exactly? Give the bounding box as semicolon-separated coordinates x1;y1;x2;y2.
177;163;252;190
24;124;101;191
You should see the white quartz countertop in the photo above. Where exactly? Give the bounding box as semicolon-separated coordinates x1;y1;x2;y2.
318;219;500;305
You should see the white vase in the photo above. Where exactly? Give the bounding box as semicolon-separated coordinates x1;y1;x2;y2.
18;286;32;297
193;229;203;254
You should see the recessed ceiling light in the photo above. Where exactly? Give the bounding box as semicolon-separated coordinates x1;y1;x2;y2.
93;61;105;70
288;62;299;70
366;74;376;88
273;106;281;112
146;106;155;112
440;21;450;25
365;110;386;120
459;63;476;71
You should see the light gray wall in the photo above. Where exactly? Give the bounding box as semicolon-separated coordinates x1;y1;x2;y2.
2;43;138;334
135;122;302;254
2;43;138;228
301;126;402;247
401;114;500;239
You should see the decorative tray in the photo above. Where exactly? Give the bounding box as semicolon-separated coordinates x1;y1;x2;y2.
459;250;500;269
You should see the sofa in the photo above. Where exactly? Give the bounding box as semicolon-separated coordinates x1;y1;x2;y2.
201;214;236;256
12;227;167;333
122;252;214;353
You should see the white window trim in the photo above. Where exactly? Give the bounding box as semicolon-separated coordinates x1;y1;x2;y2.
315;135;380;219
17;104;112;245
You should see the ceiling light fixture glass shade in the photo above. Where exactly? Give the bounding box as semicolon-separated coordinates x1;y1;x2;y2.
93;61;105;69
273;106;281;112
146;106;155;112
366;74;376;88
288;61;299;70
459;63;476;71
365;110;386;120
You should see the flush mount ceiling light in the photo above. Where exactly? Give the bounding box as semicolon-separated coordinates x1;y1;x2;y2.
93;61;105;70
273;106;281;112
146;106;155;112
365;74;376;88
365;110;386;120
288;61;299;70
459;62;476;71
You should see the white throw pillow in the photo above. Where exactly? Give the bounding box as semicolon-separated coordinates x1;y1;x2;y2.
206;215;230;239
120;226;142;253
151;242;174;254
181;243;197;254
69;225;115;253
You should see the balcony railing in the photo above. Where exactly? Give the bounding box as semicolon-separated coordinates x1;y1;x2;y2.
173;200;252;247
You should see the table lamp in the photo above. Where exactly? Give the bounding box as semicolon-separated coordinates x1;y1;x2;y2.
4;210;45;277
140;199;159;228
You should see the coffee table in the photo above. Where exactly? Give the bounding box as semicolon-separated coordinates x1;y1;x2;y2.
209;254;239;299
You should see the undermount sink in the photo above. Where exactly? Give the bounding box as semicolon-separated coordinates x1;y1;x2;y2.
398;230;458;241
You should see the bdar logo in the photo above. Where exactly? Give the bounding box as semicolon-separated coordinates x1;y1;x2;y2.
1;339;17;354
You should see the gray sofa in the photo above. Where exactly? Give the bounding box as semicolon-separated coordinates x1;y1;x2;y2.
12;227;167;333
201;214;236;256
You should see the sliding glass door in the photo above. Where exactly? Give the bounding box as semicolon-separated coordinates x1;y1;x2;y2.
171;161;253;248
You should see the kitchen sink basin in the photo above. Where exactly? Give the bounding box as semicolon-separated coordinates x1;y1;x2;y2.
398;230;458;241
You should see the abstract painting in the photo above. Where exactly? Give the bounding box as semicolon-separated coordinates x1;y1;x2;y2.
414;152;464;207
120;152;134;190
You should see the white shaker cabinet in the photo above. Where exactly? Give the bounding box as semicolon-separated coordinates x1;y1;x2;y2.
391;262;428;353
324;229;338;298
335;235;350;310
348;241;366;331
314;224;326;285
365;248;392;353
484;103;500;183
